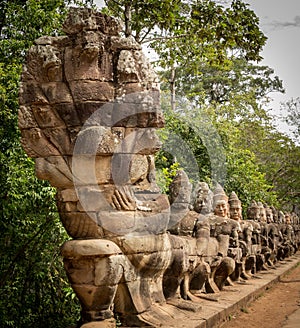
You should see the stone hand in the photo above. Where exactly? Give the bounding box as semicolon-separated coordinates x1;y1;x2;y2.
112;186;137;211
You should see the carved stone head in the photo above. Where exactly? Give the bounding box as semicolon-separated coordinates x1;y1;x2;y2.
228;191;242;221
247;200;260;221
285;212;291;224
212;184;228;218
257;202;267;223
192;181;213;215
265;206;274;223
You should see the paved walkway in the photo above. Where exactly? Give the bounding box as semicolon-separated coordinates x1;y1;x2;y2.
282;307;300;328
116;253;300;328
161;252;300;328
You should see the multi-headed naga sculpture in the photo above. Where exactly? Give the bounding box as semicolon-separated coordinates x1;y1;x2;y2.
18;7;300;328
18;7;202;327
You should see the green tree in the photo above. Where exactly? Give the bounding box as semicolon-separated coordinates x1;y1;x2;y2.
0;1;94;327
152;0;268;110
104;1;267;109
103;0;183;42
103;0;293;210
241;125;300;211
157;95;279;213
281;97;300;144
218;118;279;211
150;1;289;211
173;58;284;110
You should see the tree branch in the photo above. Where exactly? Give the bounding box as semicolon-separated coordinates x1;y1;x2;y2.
143;33;190;44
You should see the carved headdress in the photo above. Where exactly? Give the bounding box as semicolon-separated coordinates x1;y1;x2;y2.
212;183;228;209
228;191;242;221
229;191;241;207
247;200;259;220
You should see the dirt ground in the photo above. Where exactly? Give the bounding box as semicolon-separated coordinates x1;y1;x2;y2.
220;262;300;328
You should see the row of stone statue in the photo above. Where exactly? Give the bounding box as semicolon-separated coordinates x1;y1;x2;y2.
59;171;299;327
165;170;299;303
18;8;299;327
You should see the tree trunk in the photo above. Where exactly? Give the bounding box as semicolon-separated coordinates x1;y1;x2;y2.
124;4;132;37
170;64;176;111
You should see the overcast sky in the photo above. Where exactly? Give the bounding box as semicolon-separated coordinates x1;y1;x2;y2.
245;0;300;99
245;0;300;135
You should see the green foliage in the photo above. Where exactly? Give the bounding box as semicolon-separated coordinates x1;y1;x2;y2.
281;97;300;144
0;62;21;152
229;115;300;211
156;161;181;194
151;0;267;72
103;0;183;42
156;94;213;183
0;145;81;328
0;1;95;327
173;58;284;109
0;0;67;64
157;95;279;214
224;146;278;213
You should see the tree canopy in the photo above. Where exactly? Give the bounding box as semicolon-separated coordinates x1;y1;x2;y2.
0;1;93;327
0;1;299;327
281;97;300;145
105;0;299;212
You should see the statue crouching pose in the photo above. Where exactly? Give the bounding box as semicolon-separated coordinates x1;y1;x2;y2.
18;8;199;327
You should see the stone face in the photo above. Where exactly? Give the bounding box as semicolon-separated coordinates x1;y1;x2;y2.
64;43;103;82
18;6;300;328
24;44;64;83
18;7;175;325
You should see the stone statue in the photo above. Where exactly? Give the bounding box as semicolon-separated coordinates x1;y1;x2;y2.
281;212;297;257
192;181;213;215
18;7;191;327
228;191;254;280
164;173;213;303
245;200;265;272
257;202;276;267
18;6;300;328
247;200;260;222
196;184;236;292
264;205;281;266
